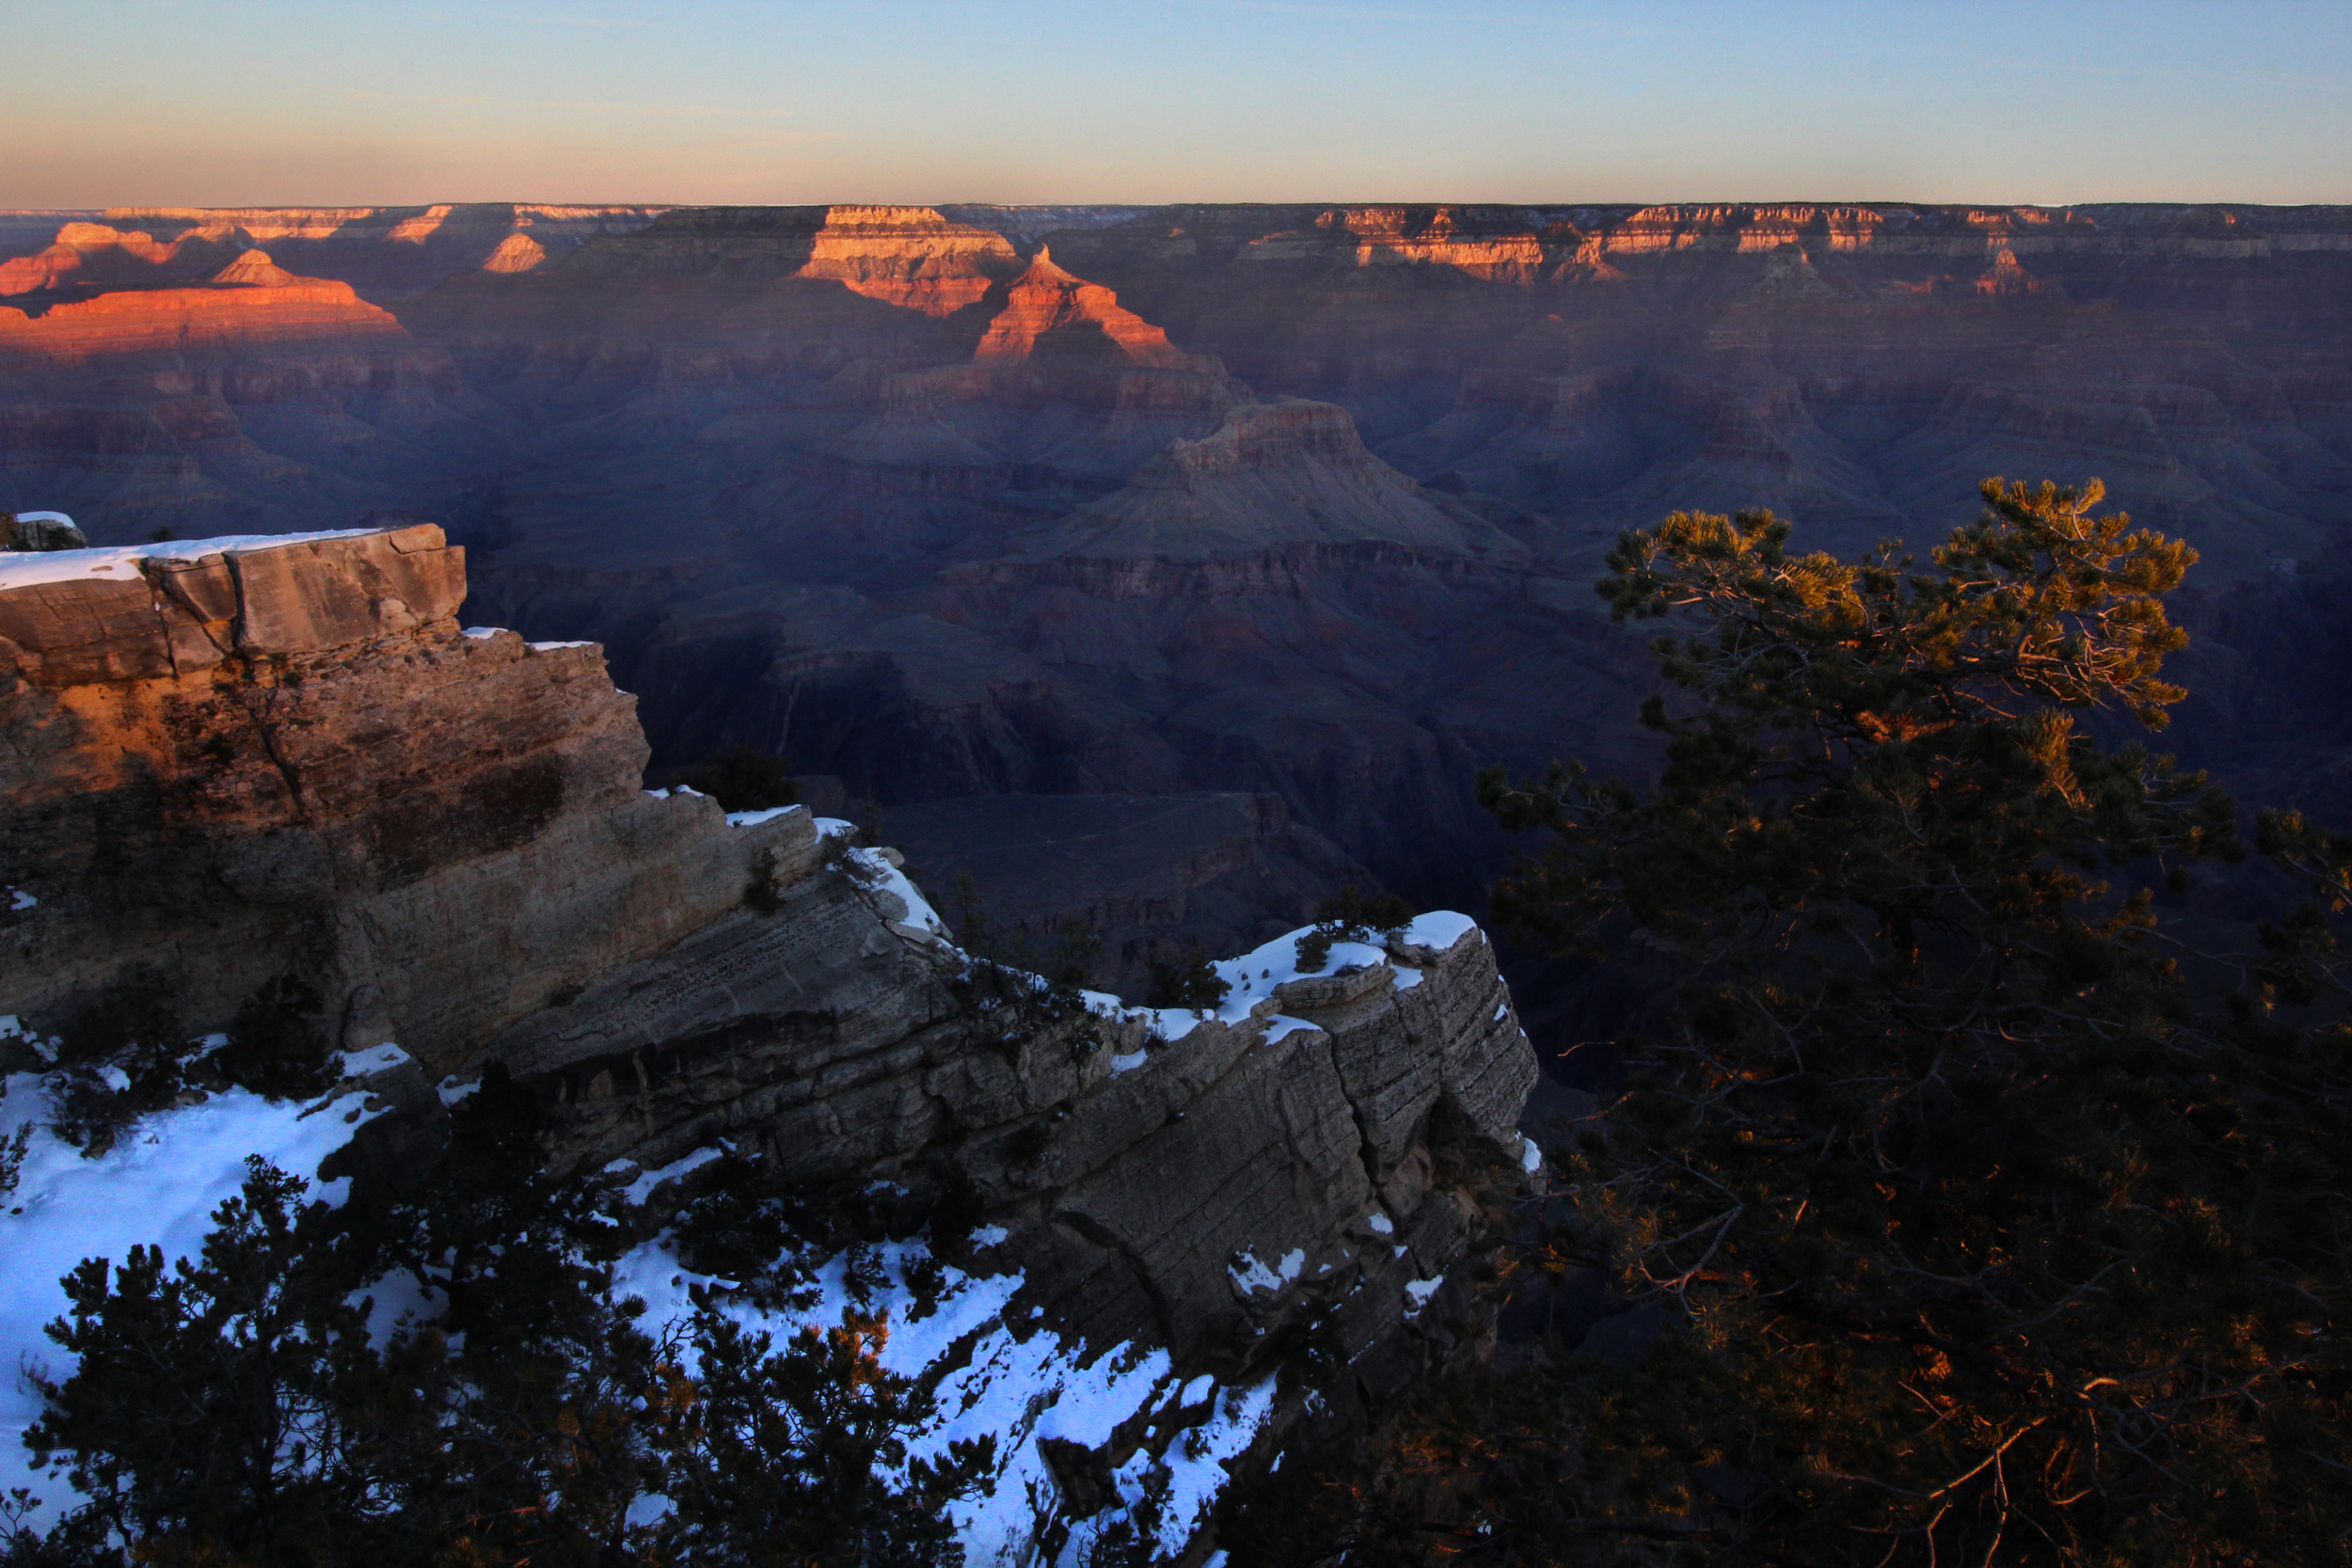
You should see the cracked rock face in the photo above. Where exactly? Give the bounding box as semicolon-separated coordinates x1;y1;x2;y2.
1;526;790;1066
3;525;1538;1407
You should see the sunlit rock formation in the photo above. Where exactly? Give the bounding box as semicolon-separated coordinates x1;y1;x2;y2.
0;524;1540;1457
974;245;1189;365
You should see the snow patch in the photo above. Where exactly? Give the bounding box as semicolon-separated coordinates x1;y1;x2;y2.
1402;1276;1443;1319
1228;1250;1283;1296
623;1145;725;1207
340;1042;410;1077
8;887;35;911
725;804;805;829
1400;911;1479;950
1367;1212;1394;1237
0;529;377;593
850;847;948;936
0;1075;388;1525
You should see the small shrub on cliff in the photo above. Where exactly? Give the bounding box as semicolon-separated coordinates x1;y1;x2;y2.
687;746;799;812
645;1307;993;1568
48;970;189;1155
210;974;337;1101
1142;944;1229;1012
1292;885;1414;973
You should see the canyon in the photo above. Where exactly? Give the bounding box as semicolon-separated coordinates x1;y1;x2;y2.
5;199;2351;1056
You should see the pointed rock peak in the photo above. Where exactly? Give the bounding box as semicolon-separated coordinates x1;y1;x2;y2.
1975;243;2047;295
483;231;548;274
976;249;1184;367
1015;244;1078;285
210;249;298;287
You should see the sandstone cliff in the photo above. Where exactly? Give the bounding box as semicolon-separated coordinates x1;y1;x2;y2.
0;525;1540;1460
0;526;791;1064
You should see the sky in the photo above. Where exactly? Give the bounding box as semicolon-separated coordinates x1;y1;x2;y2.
5;0;2349;208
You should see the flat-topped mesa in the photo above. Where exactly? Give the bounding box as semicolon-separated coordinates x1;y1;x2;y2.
0;526;802;1070
552;204;1023;313
973;245;1190;364
799;205;1025;315
0;260;405;362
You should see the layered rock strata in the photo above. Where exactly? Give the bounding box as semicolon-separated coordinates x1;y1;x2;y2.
2;526;1539;1417
0;526;803;1065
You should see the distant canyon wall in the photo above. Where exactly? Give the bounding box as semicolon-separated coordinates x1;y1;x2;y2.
2;200;2347;908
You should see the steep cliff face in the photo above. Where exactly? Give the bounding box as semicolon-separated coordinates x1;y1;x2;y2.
1;525;1539;1418
0;526;796;1068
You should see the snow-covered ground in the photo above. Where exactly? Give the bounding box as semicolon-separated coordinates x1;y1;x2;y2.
0;1037;384;1529
1;853;1486;1557
0;1037;1276;1561
1089;907;1482;1053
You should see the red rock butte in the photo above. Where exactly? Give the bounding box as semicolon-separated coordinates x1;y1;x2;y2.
795;205;1020;317
973;245;1186;366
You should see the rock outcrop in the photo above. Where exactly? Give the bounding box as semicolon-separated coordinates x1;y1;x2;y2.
1009;397;1526;562
1;526;1540;1421
1;526;802;1067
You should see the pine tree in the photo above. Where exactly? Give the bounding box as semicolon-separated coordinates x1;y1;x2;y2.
1371;481;2352;1564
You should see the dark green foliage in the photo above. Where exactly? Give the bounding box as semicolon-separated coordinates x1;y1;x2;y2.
1408;480;2352;1564
1293;885;1415;973
1045;916;1102;995
686;745;799;812
1069;1468;1170;1567
48;970;187;1154
25;1160;378;1560
210;974;337;1101
645;1308;993;1567
1142;943;1230;1012
947;871;992;954
14;1069;988;1566
669;1153;825;1313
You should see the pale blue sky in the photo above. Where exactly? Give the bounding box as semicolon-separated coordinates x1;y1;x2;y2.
6;0;2347;207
